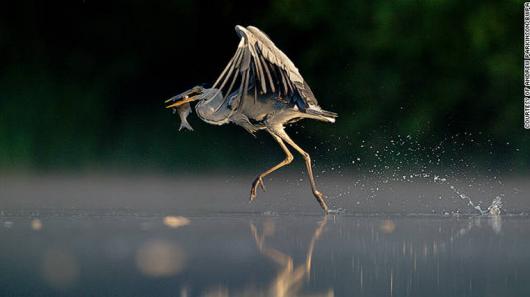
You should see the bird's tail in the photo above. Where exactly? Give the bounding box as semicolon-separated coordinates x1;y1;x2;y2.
305;108;338;123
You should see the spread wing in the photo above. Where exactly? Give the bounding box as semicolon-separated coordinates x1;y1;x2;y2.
212;25;318;111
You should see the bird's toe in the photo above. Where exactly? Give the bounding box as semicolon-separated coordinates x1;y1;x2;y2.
313;191;329;212
258;177;266;191
249;176;266;202
249;187;257;201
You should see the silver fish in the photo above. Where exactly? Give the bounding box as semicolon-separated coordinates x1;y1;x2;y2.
174;102;193;131
166;89;201;131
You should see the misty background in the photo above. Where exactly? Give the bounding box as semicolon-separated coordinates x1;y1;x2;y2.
0;0;528;174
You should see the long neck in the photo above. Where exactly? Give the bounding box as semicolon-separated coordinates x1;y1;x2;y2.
196;88;225;109
195;88;232;125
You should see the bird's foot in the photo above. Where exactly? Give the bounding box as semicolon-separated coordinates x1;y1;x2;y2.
250;176;266;202
313;191;329;213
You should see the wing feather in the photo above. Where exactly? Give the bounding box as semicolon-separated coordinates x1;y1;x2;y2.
256;49;275;93
210;25;319;113
213;44;243;89
249;46;267;93
244;26;318;108
214;47;242;92
240;47;251;72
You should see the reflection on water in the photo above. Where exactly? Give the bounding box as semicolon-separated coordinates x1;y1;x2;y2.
247;218;333;297
41;247;79;289
380;219;396;234
197;218;333;297
450;215;502;241
0;212;528;297
136;239;186;277
31;218;43;231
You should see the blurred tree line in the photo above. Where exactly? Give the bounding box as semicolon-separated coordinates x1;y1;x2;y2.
0;0;528;173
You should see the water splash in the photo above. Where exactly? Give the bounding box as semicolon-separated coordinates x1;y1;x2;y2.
320;132;508;215
434;177;485;214
487;195;503;216
433;175;504;215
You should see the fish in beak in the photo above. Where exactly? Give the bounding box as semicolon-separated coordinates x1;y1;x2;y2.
165;94;200;109
165;86;205;131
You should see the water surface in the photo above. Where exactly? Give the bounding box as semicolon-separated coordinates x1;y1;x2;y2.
0;175;529;296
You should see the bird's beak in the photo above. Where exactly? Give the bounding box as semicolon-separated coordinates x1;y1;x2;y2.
165;95;199;109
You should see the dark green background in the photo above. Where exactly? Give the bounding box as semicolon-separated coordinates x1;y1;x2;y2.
0;0;527;173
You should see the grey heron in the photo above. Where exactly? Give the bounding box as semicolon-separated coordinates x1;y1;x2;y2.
165;25;337;212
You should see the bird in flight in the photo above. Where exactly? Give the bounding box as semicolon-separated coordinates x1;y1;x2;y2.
166;25;337;212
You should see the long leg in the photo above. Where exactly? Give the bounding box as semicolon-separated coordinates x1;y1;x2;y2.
250;130;294;201
274;128;329;212
250;222;292;267
305;217;328;274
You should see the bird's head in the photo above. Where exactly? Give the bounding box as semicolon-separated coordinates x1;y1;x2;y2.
165;85;206;109
165;85;230;129
164;85;208;132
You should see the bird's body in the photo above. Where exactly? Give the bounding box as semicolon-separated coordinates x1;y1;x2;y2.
166;25;337;212
193;87;336;134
